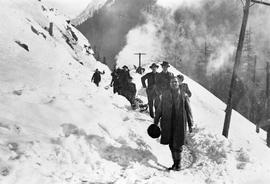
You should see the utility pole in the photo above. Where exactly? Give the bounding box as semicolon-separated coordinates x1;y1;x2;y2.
134;53;146;74
222;0;251;138
253;55;257;83
253;56;260;133
266;62;270;114
134;53;146;68
266;62;270;147
223;0;270;138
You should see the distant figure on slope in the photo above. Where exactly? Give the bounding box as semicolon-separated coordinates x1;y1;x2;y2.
122;76;137;109
141;63;159;118
91;69;105;87
154;76;192;171
177;74;193;132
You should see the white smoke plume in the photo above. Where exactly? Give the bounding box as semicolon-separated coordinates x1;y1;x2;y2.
116;21;163;68
116;0;270;77
207;41;235;75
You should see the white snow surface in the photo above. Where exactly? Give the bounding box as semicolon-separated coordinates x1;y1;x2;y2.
0;0;270;184
43;0;103;19
71;0;111;26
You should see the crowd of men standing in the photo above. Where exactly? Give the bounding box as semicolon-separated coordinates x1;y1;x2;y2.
93;61;194;171
141;61;194;171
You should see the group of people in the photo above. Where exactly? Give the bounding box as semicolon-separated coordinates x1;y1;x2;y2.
110;65;137;109
142;61;194;171
92;61;194;171
91;66;137;109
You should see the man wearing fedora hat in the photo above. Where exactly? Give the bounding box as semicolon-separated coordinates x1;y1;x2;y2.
156;61;174;93
141;63;159;118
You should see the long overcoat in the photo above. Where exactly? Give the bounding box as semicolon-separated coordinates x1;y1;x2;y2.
154;88;187;148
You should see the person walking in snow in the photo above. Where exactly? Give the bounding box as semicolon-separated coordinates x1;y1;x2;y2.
118;65;131;95
91;69;105;87
122;75;137;109
177;74;193;132
110;68;120;94
154;76;191;171
141;63;159;118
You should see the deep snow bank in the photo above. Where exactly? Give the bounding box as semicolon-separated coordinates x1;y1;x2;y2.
0;0;270;184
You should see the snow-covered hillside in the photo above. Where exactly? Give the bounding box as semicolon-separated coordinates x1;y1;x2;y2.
0;0;270;184
71;0;112;26
44;0;93;18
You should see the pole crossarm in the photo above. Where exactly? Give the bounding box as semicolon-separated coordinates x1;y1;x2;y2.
134;53;147;74
134;53;146;55
251;0;270;6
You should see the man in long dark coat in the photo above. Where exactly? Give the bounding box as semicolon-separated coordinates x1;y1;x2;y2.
154;77;190;171
141;63;159;118
118;65;131;95
110;68;120;94
122;76;137;109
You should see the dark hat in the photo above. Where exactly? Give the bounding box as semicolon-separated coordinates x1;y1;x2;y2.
161;61;170;67
149;63;159;69
177;74;184;81
122;65;129;69
147;124;161;138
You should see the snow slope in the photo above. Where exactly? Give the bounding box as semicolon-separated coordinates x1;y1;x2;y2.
44;0;93;18
71;0;112;26
0;0;270;184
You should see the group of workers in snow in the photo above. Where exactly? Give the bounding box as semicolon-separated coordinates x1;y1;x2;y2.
91;61;194;171
110;65;137;109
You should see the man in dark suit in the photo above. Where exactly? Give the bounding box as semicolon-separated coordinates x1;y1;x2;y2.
141;63;159;118
156;61;174;94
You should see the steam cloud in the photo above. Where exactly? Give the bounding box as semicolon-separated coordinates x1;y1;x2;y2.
116;21;163;67
115;0;240;71
116;0;270;79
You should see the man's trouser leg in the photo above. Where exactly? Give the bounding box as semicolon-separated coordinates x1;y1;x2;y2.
154;92;161;113
146;89;154;118
185;98;193;127
169;143;182;171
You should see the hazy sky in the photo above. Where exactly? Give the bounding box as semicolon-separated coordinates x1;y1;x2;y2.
156;0;203;9
45;0;92;18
